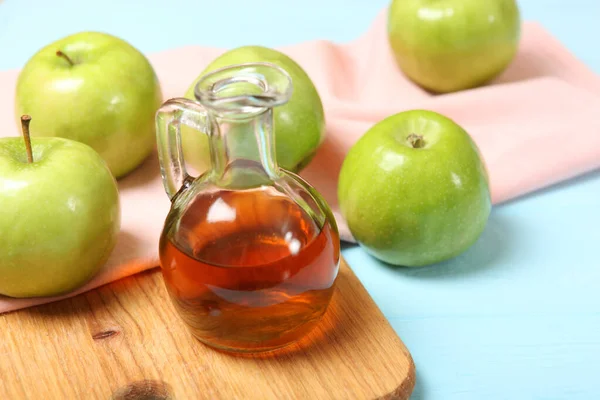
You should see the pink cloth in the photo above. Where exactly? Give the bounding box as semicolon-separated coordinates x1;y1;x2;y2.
1;9;600;313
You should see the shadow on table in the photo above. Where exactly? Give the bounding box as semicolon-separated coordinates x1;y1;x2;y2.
384;210;513;280
409;369;426;400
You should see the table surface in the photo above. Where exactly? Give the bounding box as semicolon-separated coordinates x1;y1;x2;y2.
2;0;599;399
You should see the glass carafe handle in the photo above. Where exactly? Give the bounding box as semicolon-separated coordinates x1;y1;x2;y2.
155;98;207;200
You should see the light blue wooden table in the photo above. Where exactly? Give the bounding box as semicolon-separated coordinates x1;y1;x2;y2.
2;1;598;398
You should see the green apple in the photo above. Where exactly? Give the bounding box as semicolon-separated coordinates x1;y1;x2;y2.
15;31;163;179
338;110;491;267
182;46;325;174
0;119;120;297
387;0;521;93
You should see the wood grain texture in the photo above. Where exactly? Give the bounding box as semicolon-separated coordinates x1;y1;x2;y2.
0;259;415;400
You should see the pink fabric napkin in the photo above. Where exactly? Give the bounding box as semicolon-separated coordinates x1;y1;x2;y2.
1;9;600;314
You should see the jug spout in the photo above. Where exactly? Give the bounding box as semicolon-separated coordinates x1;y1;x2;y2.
193;62;293;117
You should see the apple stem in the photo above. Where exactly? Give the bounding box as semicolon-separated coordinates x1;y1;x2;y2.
20;115;34;163
407;134;425;149
56;50;75;66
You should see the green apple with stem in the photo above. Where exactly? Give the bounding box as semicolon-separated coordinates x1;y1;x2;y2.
387;0;521;93
182;46;326;174
0;116;120;298
15;32;163;179
338;110;491;267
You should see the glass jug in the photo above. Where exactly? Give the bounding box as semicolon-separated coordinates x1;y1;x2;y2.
155;62;340;353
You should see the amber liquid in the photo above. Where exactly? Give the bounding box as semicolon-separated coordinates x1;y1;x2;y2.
159;186;340;352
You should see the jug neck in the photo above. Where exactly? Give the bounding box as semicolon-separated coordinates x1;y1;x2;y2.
207;108;278;187
194;62;293;189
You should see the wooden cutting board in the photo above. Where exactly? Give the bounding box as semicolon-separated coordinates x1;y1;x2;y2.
0;259;415;399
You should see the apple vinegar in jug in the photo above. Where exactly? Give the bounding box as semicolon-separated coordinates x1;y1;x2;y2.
155;62;340;353
160;187;339;352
